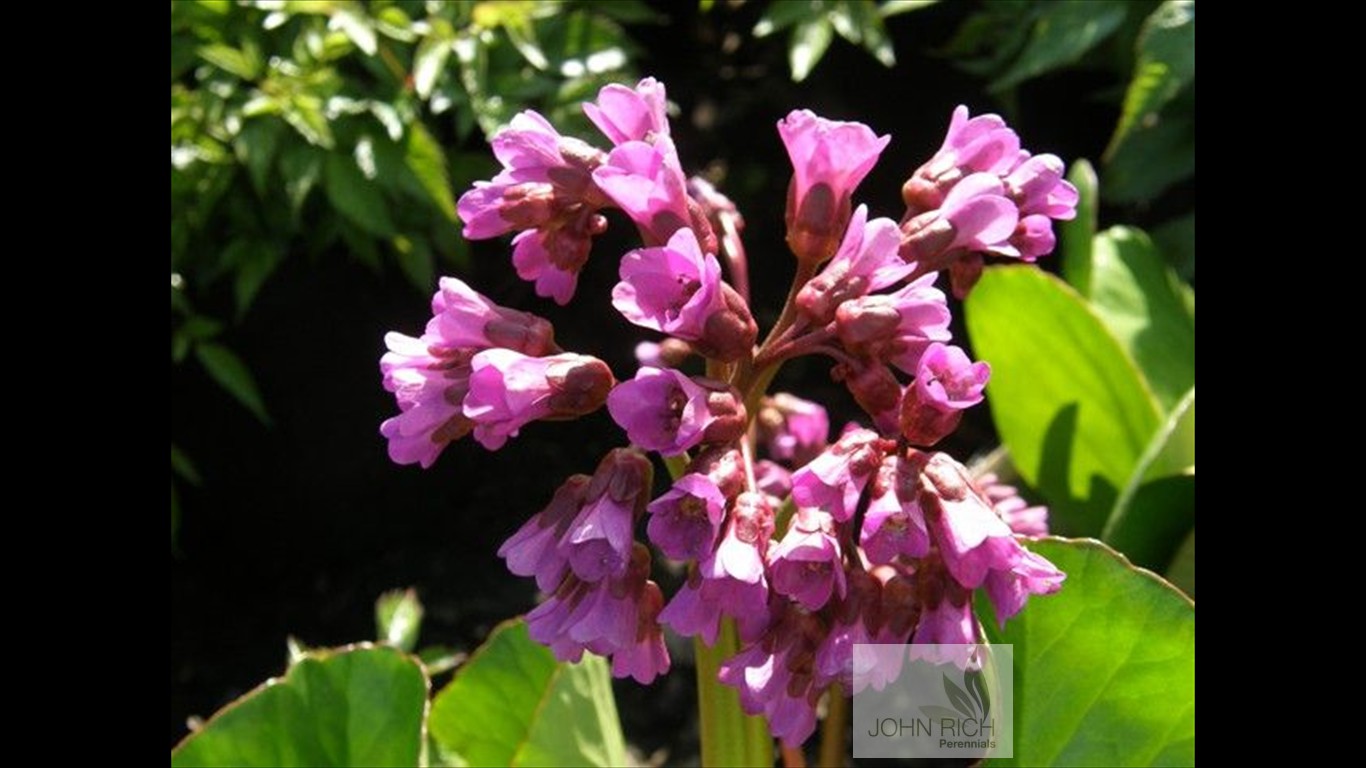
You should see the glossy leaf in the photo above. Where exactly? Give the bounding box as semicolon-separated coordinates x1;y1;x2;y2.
1110;1;1195;154
979;538;1195;766
880;0;939;17
171;645;429;767
195;343;272;425
1059;159;1098;297
1103;89;1194;203
1089;226;1195;411
964;267;1161;535
428;620;627;767
989;1;1128;92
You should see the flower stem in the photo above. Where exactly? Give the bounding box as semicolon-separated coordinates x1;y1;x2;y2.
694;620;774;767
816;685;847;768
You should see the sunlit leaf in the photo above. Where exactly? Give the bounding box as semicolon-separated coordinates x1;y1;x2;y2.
990;1;1128;92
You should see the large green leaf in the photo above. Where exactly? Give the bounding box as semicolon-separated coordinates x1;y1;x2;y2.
1089;226;1195;411
1103;89;1194;203
979;538;1195;766
1109;1;1195;155
989;1;1129;92
1103;389;1195;570
428;619;627;767
965;267;1161;535
404;123;458;222
172;645;430;767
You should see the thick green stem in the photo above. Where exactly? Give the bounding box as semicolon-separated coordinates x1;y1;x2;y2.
816;685;847;768
695;620;774;767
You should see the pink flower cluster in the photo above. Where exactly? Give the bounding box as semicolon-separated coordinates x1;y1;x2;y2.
381;78;1072;747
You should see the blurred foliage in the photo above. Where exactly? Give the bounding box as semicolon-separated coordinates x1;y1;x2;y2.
943;0;1195;214
750;0;938;82
170;0;651;547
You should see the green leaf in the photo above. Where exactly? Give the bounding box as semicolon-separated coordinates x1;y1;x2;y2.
429;619;627;767
280;145;323;213
845;0;896;67
990;1;1129;92
880;0;939;17
964;267;1161;535
393;235;435;293
234;119;284;196
171;444;202;486
1059;159;1098;297
1103;389;1195;569
171;645;429;767
1165;528;1195;598
325;153;395;237
375;589;424;653
754;0;824;37
331;4;377;56
1151;213;1195;282
978;538;1194;766
195;343;272;425
1102;89;1194;203
789;18;834;82
1109;1;1195;155
283;92;336;149
413;18;455;99
198;43;262;80
225;240;285;319
404;123;458;222
1089;226;1195;411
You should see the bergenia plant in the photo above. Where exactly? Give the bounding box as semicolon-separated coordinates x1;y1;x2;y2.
381;77;1077;759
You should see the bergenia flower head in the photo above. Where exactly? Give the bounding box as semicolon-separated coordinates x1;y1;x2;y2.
778;110;890;264
385;83;1077;750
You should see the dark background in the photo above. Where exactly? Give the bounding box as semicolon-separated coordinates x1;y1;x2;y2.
171;1;1172;758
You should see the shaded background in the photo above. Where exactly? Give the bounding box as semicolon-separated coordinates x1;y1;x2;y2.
171;0;1187;758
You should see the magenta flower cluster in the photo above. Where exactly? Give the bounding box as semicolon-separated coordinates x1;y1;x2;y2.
381;78;1074;746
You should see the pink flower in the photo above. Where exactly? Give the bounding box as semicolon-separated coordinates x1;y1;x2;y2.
463;350;614;450
612;228;725;340
563;449;652;582
457;111;610;304
610;580;671;684
795;205;915;323
790;428;890;522
646;473;727;561
903;105;1021;214
778;110;889;263
768;508;846;610
592;137;693;246
899;343;990;446
985;548;1065;627
757;393;830;467
977;472;1050;537
379;278;558;466
1005;153;1078;220
908;591;981;669
606;368;744;456
584;77;670;146
860;454;931;564
498;474;590;592
919;452;1018;589
834;273;952;375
